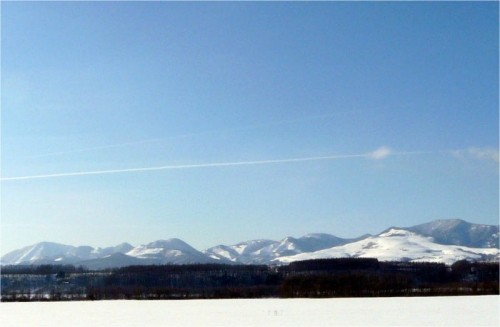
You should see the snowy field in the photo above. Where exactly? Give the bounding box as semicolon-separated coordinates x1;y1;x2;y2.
1;296;498;326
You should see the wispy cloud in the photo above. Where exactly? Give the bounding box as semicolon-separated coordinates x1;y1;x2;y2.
368;146;392;160
452;147;499;163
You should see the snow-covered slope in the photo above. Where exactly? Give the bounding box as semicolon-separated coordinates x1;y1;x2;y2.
205;239;277;264
205;234;368;264
274;229;500;265
269;233;369;256
126;239;221;264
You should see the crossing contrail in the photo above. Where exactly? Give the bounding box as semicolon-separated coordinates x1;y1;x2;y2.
0;147;426;182
26;112;358;159
27;138;166;158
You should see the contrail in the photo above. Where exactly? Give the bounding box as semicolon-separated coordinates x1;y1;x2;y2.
26;112;358;159
1;148;421;182
27;138;164;158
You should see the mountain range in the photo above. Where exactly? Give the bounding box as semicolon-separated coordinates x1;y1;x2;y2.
1;219;498;269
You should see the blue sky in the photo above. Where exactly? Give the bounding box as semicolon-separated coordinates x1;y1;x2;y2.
1;2;498;254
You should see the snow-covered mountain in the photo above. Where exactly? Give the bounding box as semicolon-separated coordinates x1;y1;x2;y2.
204;239;277;264
1;219;498;268
274;229;500;265
125;238;221;265
0;241;134;266
1;242;90;265
0;239;221;267
205;234;368;264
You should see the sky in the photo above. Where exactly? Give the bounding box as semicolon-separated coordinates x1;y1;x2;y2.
1;2;498;255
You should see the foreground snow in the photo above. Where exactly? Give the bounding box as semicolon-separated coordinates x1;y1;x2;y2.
1;296;498;326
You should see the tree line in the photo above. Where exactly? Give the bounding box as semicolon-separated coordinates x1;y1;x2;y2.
1;258;498;301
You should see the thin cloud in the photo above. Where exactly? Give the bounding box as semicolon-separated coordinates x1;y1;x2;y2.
368;146;392;160
452;147;499;163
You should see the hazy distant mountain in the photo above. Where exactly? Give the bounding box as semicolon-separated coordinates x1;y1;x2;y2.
1;219;498;268
96;243;134;257
0;242;92;265
78;253;159;270
0;241;135;266
404;219;499;248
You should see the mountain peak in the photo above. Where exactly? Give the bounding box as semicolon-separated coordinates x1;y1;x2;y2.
379;228;418;238
302;233;338;239
146;238;196;251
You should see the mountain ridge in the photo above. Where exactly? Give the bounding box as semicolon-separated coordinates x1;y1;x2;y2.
2;219;498;268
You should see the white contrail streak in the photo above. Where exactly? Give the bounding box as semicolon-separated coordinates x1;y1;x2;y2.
1;154;364;181
1;149;422;182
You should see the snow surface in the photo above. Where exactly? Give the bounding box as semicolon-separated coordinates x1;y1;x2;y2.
1;296;498;326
